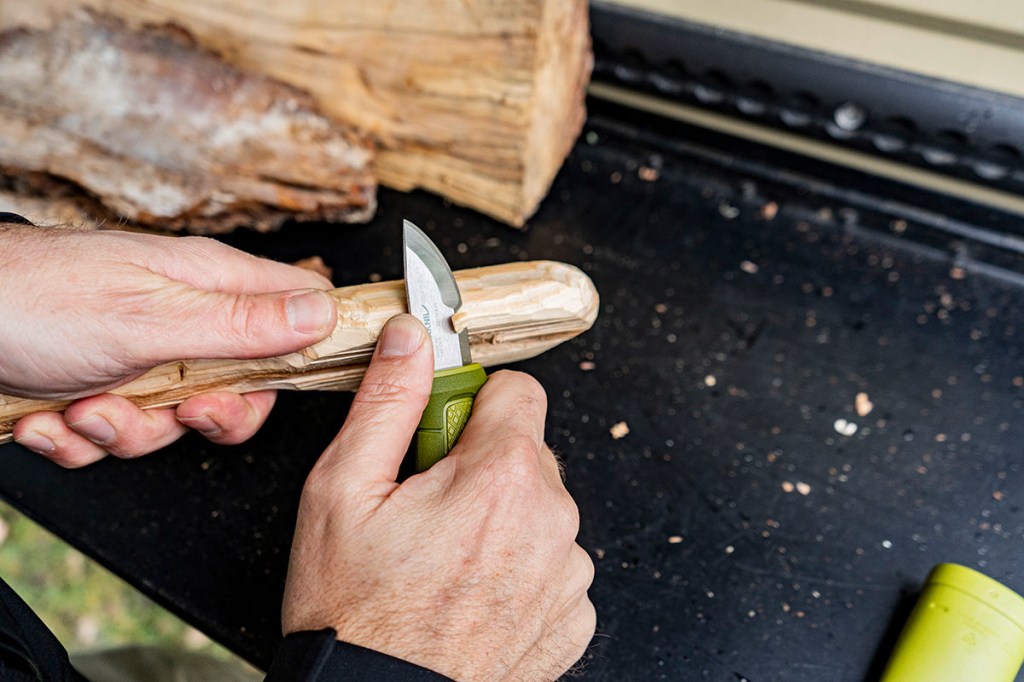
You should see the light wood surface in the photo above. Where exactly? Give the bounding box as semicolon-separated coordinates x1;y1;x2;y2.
0;261;599;444
0;0;592;226
0;13;376;234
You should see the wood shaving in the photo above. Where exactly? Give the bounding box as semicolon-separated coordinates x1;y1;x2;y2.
450;310;470;333
759;201;779;220
638;166;659;181
834;419;857;436
609;421;630;439
291;256;333;281
855;392;874;417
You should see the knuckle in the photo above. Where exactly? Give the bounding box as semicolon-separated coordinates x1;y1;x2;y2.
558;494;582;536
178;235;221;255
301;465;336;503
106;440;148;459
352;377;416;406
491;370;547;410
573;545;596;590
479;442;543;492
304;456;359;505
226;294;266;342
48;447;102;469
519;375;548;410
575;599;598;644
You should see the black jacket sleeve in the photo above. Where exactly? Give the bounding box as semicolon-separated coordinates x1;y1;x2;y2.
0;576;87;682
264;629;452;681
1;573;449;682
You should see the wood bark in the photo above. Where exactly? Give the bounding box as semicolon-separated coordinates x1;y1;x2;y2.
0;13;376;233
0;0;591;227
0;260;599;443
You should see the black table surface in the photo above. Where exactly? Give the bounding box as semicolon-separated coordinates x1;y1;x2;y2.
2;99;1023;681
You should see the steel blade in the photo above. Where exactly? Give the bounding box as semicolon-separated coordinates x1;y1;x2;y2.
403;220;471;370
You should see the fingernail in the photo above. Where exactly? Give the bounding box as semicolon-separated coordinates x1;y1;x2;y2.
286;290;334;335
380;315;426;357
178;415;222;436
69;414;116;445
15;431;56;455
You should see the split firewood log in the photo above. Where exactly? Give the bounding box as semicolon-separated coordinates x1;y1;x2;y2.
1;0;591;227
0;260;599;443
0;13;376;233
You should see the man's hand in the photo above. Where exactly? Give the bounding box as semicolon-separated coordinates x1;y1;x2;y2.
282;315;596;681
1;223;337;467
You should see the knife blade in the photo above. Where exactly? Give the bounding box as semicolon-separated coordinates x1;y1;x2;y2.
403;220;488;471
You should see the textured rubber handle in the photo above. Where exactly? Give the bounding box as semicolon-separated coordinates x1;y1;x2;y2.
415;363;487;472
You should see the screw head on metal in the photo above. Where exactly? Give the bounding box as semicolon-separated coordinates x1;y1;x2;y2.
834;102;867;131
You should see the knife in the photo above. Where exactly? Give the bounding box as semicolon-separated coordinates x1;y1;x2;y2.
403;220;488;471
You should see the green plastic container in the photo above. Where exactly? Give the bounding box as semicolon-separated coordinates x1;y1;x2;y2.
882;563;1024;682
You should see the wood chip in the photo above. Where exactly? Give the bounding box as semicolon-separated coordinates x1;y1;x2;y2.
291;256;333;281
638;166;660;181
609;421;630;439
855;392;874;417
450;310;470;333
834;419;858;436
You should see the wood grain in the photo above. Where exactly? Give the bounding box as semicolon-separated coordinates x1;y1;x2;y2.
0;0;591;227
0;13;376;233
0;260;599;444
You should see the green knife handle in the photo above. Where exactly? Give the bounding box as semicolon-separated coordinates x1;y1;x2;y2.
415;363;487;472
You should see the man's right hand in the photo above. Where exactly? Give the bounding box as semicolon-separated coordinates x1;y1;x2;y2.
281;314;596;681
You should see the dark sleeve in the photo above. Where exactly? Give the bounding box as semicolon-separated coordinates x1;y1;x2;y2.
0;575;87;682
0;212;33;226
265;629;452;682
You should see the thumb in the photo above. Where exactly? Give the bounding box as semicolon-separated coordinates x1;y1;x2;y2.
140;286;338;363
317;314;434;488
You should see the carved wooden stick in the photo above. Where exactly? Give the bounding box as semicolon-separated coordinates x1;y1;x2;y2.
0;261;598;444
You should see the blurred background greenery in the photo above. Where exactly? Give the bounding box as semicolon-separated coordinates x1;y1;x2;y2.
0;498;243;661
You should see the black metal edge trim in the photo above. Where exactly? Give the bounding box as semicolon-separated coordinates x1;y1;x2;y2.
582;95;1024;282
590;1;1024;195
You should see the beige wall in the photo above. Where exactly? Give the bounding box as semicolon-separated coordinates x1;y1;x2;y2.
608;0;1024;98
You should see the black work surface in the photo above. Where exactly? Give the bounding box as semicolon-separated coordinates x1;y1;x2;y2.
2;99;1023;681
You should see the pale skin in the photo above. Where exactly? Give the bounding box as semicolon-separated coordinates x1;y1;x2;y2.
1;223;596;680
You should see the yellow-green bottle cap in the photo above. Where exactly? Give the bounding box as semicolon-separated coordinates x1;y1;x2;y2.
881;563;1024;682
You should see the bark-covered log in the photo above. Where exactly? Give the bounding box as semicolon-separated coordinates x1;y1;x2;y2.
0;13;376;233
1;0;591;227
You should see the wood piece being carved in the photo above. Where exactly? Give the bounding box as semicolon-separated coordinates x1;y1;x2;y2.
0;261;599;443
1;0;591;227
0;14;376;233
